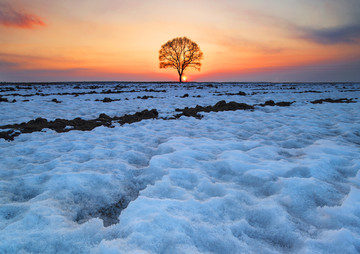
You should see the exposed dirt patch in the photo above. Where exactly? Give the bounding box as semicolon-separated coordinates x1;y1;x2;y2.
258;100;295;107
95;97;121;103
144;89;167;93
0;109;158;141
0;87;16;92
296;90;323;93
0;96;9;102
2;97;340;141
137;95;154;100
310;98;355;104
216;91;247;96
175;100;254;119
117;109;158;125
0;96;16;103
51;98;61;103
2;88;166;98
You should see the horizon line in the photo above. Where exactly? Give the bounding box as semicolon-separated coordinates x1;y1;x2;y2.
1;80;359;85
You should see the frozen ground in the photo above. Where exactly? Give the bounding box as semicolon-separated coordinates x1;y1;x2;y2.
0;82;360;253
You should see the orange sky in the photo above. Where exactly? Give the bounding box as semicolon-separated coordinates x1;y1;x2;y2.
0;0;360;82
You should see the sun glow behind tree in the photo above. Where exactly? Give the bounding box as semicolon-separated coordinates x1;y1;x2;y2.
159;37;203;82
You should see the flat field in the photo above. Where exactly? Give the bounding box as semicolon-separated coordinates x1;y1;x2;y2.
0;82;359;253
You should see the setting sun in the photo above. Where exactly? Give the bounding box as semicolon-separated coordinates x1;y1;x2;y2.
182;75;187;82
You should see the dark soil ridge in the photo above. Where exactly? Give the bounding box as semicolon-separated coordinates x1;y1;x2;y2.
296;90;323;93
258;100;295;107
2;97;356;141
215;91;247;96
95;97;121;103
0;109;158;141
0;96;9;102
174;100;255;119
174;100;298;119
310;98;356;104
0;88;167;99
0;96;16;103
0;99;299;141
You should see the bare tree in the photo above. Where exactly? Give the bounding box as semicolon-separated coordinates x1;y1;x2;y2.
159;37;203;82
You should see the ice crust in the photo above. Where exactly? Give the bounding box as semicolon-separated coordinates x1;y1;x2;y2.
0;82;360;253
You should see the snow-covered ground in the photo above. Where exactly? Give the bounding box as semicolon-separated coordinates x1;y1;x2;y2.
0;82;360;253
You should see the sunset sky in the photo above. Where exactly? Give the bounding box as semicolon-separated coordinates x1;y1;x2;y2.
0;0;359;82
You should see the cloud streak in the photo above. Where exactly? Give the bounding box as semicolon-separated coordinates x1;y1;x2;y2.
0;59;18;68
0;3;45;29
195;58;360;82
299;24;360;44
242;8;360;45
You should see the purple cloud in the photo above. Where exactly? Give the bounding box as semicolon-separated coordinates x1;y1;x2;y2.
0;3;45;29
299;24;360;44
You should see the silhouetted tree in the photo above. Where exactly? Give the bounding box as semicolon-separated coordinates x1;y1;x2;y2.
159;37;203;82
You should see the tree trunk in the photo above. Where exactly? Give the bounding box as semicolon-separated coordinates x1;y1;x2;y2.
179;73;182;83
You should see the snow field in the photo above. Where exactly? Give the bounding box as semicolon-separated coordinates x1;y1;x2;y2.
0;82;360;253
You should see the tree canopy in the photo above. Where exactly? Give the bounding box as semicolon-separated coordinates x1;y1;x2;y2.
159;37;203;82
